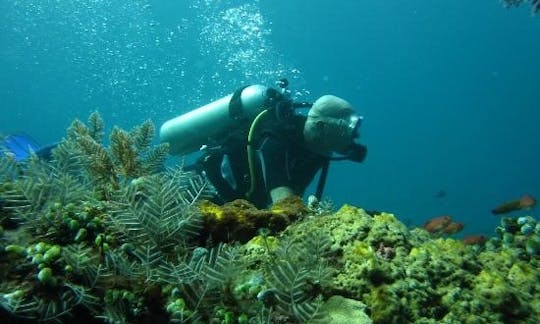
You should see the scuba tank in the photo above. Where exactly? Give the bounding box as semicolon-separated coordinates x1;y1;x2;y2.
160;84;284;156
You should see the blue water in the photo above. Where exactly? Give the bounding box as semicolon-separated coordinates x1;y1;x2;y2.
1;0;539;237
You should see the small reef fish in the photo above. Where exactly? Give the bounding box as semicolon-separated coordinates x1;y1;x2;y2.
491;194;536;215
442;221;465;235
462;235;487;245
434;190;447;198
423;215;452;234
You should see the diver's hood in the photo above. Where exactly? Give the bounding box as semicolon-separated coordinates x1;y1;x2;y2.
303;95;360;157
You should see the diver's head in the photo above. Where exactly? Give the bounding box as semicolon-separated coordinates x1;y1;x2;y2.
303;95;362;157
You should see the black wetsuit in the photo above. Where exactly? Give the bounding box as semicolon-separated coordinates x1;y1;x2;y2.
196;114;327;208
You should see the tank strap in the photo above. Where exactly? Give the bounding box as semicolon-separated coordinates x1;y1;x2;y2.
229;85;250;121
315;159;330;200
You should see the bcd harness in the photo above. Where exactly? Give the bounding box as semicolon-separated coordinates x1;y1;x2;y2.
226;85;331;201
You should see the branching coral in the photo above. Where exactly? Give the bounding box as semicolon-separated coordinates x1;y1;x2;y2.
66;112;169;191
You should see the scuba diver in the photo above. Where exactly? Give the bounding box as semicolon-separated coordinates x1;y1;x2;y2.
159;79;367;208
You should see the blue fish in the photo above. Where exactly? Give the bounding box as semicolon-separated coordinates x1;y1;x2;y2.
1;132;57;162
1;132;42;162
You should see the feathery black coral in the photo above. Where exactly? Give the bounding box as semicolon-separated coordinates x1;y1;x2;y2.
1;165;52;221
77;134;115;185
66;112;169;188
62;244;101;286
270;261;325;322
265;230;333;322
87;111;105;142
175;244;242;321
110;126;140;179
0;113;226;323
0;154;18;182
109;168;204;252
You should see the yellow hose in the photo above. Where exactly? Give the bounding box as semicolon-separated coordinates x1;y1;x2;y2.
246;109;269;198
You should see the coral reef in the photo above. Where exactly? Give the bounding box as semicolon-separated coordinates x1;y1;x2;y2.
240;204;540;322
1;114;540;323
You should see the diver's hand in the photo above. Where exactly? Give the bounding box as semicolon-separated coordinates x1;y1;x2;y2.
348;143;367;163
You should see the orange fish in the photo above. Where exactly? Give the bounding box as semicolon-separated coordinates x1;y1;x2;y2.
442;221;464;235
462;235;487;245
491;194;536;215
423;215;452;233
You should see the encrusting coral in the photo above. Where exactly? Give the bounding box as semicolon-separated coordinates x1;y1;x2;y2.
198;195;308;243
238;204;540;323
1;114;540;323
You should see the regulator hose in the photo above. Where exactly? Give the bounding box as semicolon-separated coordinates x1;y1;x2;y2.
246;109;269;198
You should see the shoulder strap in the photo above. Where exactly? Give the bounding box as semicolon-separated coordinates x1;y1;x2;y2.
229;85;250;121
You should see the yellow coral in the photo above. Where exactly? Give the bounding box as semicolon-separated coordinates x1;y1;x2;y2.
199;201;225;221
351;241;374;258
475;269;506;291
409;247;421;257
335;204;364;217
424;238;466;255
374;212;397;223
246;235;278;252
197;198;302;243
507;261;536;288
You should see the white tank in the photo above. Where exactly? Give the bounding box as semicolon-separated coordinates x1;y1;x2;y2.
159;84;273;156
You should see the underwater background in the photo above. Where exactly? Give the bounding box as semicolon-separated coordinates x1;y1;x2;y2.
1;0;539;238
